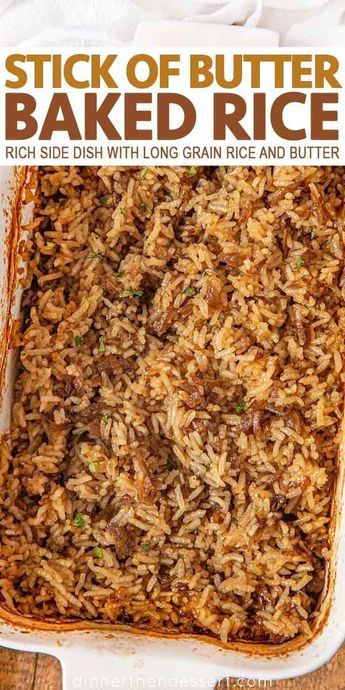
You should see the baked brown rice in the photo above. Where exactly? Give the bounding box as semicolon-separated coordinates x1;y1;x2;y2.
0;164;344;644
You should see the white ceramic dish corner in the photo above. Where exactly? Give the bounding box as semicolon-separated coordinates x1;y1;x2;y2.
0;166;345;689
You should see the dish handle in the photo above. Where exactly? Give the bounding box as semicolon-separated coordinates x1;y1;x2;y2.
59;650;123;690
58;648;222;690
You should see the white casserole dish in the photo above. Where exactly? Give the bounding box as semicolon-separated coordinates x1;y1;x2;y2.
0;166;345;689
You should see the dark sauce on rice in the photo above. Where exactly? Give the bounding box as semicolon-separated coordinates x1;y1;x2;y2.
1;165;344;643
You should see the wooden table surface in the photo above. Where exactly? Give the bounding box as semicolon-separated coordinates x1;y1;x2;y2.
0;645;344;690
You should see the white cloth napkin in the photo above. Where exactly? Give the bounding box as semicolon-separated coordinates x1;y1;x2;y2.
0;0;261;45
282;0;345;45
0;0;343;46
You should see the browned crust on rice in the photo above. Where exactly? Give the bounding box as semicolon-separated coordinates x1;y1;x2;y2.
1;164;345;645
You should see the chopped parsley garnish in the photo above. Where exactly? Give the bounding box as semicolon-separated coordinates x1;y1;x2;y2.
113;271;124;278
74;512;85;528
141;202;151;214
122;288;144;298
88;462;97;474
182;286;195;297
310;229;316;239
75;335;83;346
98;336;106;353
142;543;151;552
93;546;104;558
166;458;178;471
46;241;56;248
294;256;304;268
140;168;147;179
189;166;197;175
235;400;247;414
99;196;109;206
120;208;126;215
102;414;109;425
